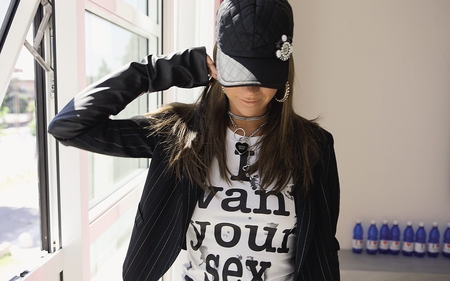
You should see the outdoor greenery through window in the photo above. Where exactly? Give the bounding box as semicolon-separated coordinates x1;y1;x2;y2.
0;28;42;281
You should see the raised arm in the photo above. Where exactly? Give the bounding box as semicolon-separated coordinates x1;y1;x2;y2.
48;47;209;140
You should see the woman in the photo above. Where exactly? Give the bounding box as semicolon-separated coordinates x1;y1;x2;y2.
48;0;340;280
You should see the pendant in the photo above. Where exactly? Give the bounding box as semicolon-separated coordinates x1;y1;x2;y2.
235;142;249;155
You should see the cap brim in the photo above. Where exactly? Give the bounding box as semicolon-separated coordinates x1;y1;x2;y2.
216;47;288;89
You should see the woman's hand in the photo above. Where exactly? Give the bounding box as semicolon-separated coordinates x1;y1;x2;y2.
206;55;217;80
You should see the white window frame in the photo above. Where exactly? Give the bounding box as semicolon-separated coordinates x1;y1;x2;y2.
19;0;160;280
51;1;162;281
0;0;40;104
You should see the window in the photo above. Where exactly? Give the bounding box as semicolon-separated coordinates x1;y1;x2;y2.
0;25;42;281
0;0;19;51
0;1;10;24
0;1;217;280
84;12;151;209
0;1;58;279
83;2;161;279
90;206;135;280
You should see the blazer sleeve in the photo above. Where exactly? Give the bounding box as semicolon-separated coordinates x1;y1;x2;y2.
316;130;341;279
47;47;209;158
300;129;340;281
323;131;340;244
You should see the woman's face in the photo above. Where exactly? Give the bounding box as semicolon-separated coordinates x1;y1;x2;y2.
223;86;277;117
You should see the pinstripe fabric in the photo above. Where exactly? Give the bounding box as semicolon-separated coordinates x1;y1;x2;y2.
294;132;341;281
59;125;340;281
48;47;340;281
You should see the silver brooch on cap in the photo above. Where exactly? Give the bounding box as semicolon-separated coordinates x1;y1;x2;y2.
276;35;293;61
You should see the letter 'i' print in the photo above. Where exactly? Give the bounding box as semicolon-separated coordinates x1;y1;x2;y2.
231;147;254;182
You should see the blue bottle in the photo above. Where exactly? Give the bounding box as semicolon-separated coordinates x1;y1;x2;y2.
366;220;378;254
427;222;440;257
414;222;426;257
352;220;364;254
443;223;450;258
389;220;401;255
402;221;414;256
379;220;390;254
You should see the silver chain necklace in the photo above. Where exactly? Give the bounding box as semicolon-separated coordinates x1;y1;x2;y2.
228;114;267;177
228;115;267;145
227;110;269;121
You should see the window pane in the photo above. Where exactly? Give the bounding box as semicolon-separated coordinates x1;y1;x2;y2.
123;0;147;16
0;30;42;281
86;9;161;279
90;206;135;280
122;0;159;23
85;12;151;208
0;0;14;51
0;0;11;27
148;0;158;23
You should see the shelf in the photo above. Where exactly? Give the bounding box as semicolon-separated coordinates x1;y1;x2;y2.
340;249;450;281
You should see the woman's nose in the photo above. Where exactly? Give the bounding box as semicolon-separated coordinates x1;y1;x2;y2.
243;86;260;93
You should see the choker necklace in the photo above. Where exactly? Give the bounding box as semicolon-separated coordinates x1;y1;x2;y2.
227;110;269;121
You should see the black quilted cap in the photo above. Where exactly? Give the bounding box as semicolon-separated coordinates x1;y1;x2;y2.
216;0;294;89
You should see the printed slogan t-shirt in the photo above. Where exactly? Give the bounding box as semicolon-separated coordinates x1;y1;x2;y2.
182;129;297;281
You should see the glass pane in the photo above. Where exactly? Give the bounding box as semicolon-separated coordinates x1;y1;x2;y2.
148;0;158;23
86;9;161;280
0;0;11;26
0;0;13;49
85;11;151;208
0;28;42;280
90;207;135;280
123;0;147;16
122;0;159;23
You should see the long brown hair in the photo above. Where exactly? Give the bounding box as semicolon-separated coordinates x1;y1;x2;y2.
146;55;323;196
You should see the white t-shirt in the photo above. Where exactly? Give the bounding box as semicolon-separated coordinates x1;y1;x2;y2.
182;129;297;281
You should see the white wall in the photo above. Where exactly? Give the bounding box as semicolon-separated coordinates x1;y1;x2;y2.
291;0;450;249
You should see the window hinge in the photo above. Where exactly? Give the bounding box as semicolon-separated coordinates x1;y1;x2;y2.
34;0;52;50
24;0;53;76
24;40;52;74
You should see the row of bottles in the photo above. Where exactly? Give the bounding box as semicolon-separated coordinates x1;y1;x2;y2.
352;220;450;257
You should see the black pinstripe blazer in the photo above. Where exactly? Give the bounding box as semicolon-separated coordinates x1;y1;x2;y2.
48;47;340;281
